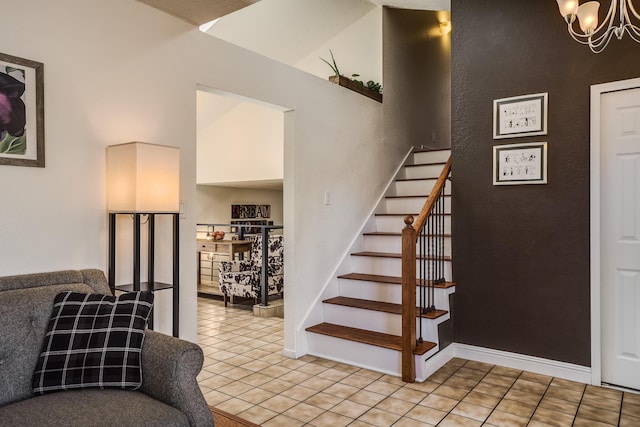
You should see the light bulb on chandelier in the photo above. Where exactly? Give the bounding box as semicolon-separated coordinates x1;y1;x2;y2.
556;0;640;53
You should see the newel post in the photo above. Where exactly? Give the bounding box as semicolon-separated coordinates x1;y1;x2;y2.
402;215;417;383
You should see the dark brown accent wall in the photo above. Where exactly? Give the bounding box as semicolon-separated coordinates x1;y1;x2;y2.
383;8;451;150
452;1;640;366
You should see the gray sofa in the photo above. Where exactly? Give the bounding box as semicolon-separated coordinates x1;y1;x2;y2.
0;269;214;426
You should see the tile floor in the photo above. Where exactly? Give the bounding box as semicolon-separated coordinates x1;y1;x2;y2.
196;297;640;426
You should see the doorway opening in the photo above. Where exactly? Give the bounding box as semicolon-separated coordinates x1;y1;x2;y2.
195;86;288;317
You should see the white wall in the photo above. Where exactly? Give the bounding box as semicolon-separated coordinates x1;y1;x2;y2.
0;0;404;355
196;185;284;225
295;7;383;86
197;92;284;185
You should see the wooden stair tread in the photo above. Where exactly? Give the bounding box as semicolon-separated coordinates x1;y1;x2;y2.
363;232;452;237
385;195;451;199
306;323;437;355
395;177;439;182
352;251;452;261
323;296;447;319
337;273;456;289
375;213;451;217
413;148;451;153
405;161;446;168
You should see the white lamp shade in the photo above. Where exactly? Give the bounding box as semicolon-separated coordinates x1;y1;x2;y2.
556;0;579;17
107;142;180;213
577;1;600;34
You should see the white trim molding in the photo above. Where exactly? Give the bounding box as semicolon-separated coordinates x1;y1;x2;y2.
454;344;592;384
589;77;640;387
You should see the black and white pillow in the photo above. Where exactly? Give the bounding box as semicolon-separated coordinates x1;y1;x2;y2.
32;291;154;395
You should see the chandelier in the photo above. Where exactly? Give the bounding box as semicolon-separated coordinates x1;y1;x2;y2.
556;0;640;53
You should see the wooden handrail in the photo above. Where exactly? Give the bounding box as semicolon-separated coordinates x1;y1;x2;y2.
401;154;451;383
412;156;452;235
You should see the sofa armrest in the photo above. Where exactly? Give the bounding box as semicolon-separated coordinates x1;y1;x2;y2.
140;330;213;427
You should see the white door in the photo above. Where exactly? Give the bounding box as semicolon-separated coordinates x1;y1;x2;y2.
601;87;640;390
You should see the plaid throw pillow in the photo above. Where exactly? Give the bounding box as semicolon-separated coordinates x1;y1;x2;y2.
32;291;154;395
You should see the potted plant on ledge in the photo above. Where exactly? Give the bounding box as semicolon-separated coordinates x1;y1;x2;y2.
321;50;383;103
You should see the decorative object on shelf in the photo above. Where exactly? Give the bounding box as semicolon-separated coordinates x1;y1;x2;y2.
212;230;225;240
320;50;383;103
556;0;640;53
493;93;548;139
0;52;44;167
231;204;271;219
106;141;180;337
493;142;548;186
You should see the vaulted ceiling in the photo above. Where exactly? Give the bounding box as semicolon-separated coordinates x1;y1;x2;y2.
135;0;261;25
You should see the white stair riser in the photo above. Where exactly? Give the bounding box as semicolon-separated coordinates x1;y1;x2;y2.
338;279;455;308
322;304;446;340
413;150;450;164
393;180;437;197
384;197;451;216
375;215;452;234
350;256;452;281
364;235;451;256
403;164;447;180
306;333;440;378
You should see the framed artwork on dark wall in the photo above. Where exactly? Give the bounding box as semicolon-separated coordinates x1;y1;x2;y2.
493;92;547;139
0;52;44;167
493;142;547;185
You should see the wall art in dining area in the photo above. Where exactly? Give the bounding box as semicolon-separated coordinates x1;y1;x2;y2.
231;204;271;220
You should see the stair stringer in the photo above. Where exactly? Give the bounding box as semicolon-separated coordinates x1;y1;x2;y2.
294;147;416;356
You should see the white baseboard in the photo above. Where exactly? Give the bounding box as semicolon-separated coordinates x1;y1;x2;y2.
453;343;592;384
282;348;297;359
416;344;455;382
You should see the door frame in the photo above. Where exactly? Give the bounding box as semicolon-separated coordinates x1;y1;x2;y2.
590;77;640;386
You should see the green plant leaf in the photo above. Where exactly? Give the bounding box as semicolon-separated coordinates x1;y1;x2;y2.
0;132;27;154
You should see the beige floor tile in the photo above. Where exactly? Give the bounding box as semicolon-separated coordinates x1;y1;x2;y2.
261;378;296;394
259;394;299;413
451;401;492;422
364;379;402;396
456;367;487;380
404;380;440;393
280;384;318;401
217;380;254;396
427;371;451;384
348;389;387;406
260;364;291;378
549;377;586;393
261;414;305;427
357;407;401;427
495;398;536;418
349;420;376;427
340;373;377;388
239;372;273;387
237;387;276;404
462;391;501;409
279;369;312;384
282;402;325;423
324;382;360;399
299;375;336;391
464;360;494;372
472;381;510;398
576;403;619;425
393;416;435;427
530;406;575;427
297;362;329;376
389;386;428;403
199;374;234;389
512;378;549;394
420;394;458;412
215;397;254;415
504;388;544;406
485;410;529;427
405;404;448;425
482;373;518;388
624;392;640;406
519;371;553;385
308;411;353;427
443;375;480;391
374;396;416;416
538;395;579;416
620;414;640;427
203;389;233;406
581;393;622;412
303;391;343;410
489;365;522;378
236;405;279;425
439;413;483;427
544;385;584;403
432;384;469;400
585;385;623;401
622;401;640;418
330;399;370;418
573;418;613;427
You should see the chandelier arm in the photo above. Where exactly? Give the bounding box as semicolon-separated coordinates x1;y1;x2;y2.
588;27;617;52
568;20;617;45
624;23;640;41
628;0;640;20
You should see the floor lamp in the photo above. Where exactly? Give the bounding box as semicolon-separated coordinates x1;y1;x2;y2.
106;142;181;337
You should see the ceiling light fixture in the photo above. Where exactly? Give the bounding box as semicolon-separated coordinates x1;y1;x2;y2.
556;0;640;52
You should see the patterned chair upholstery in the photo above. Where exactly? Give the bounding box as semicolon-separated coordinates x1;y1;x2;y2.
218;235;284;306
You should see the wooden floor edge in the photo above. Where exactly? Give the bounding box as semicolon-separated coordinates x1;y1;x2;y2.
210;406;260;427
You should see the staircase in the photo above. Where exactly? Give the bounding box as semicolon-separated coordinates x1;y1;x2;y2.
306;148;455;382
